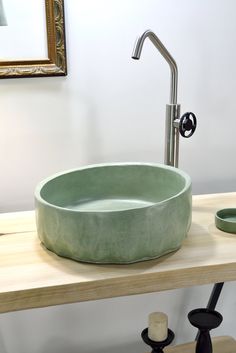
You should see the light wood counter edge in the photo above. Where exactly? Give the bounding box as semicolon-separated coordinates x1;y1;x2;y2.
1;261;236;314
145;336;236;353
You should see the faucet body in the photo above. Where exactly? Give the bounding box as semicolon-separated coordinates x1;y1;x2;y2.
132;30;180;167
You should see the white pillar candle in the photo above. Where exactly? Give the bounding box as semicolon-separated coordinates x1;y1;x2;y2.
148;312;168;342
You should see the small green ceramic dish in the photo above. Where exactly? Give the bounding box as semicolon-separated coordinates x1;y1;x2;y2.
215;208;236;234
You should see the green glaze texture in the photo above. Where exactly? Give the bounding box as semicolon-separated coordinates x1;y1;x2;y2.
215;208;236;234
35;163;192;264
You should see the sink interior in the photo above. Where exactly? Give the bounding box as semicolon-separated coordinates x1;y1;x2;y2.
40;164;186;212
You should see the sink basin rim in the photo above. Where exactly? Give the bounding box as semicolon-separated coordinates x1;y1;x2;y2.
35;162;191;213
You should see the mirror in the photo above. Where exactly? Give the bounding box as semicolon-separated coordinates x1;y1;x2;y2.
0;0;67;78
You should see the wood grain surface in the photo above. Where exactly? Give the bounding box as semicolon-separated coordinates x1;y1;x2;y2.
164;336;236;353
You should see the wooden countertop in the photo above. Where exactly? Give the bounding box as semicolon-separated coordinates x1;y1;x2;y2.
164;336;236;353
0;193;236;313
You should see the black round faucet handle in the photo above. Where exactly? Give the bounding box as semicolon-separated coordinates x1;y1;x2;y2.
179;112;197;138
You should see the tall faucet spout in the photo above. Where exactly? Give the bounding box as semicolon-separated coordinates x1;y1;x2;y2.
132;30;178;104
132;30;180;167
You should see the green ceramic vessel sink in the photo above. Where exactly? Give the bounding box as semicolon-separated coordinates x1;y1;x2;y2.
35;163;192;264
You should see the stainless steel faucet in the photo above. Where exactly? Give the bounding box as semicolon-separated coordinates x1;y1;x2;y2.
132;29;196;167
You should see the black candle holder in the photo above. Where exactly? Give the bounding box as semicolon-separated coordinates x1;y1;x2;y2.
141;328;175;353
188;308;223;353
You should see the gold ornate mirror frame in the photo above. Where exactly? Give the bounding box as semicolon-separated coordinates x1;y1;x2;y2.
0;0;67;78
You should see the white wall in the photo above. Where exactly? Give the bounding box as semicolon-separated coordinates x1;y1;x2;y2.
0;0;236;352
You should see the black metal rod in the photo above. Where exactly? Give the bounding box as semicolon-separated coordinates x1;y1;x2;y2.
195;282;224;340
206;282;224;310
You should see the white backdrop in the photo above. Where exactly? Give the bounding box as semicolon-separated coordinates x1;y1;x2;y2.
0;0;236;352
